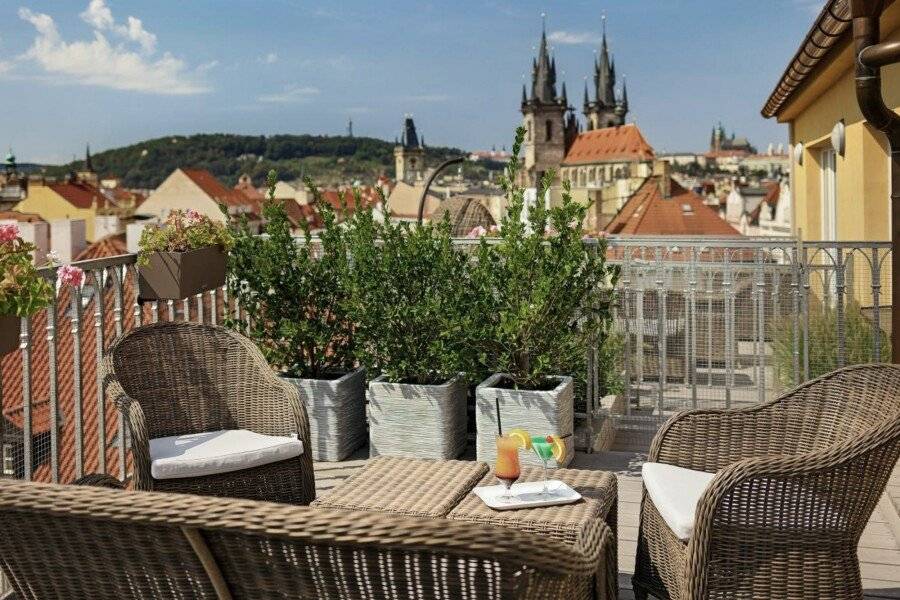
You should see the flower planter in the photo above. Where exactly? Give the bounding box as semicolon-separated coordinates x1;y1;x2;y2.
282;367;367;462
138;246;226;301
476;373;575;468
367;374;467;460
0;315;20;356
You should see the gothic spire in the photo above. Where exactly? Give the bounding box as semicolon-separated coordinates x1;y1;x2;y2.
583;80;590;106
596;21;615;107
561;81;568;105
620;76;628;111
522;83;528;105
531;16;557;103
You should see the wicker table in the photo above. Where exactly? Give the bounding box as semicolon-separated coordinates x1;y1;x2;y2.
449;467;618;600
315;456;618;599
311;456;488;518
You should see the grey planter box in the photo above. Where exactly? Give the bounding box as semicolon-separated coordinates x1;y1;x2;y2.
282;368;367;462
0;315;19;356
368;374;467;460
138;246;226;301
476;373;575;468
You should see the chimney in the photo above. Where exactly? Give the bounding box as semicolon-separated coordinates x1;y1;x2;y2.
0;220;49;265
126;221;148;254
50;219;86;264
652;160;672;199
93;215;122;239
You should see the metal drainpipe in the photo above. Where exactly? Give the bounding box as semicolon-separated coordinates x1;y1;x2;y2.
851;0;900;362
416;157;466;225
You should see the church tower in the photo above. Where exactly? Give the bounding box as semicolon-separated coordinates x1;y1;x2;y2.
394;115;425;184
519;19;569;188
583;17;628;130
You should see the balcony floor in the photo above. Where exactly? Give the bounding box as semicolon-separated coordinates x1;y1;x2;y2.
314;449;900;599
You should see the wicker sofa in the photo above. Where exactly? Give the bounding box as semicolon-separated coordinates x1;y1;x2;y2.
101;322;316;505
633;363;900;599
0;477;611;599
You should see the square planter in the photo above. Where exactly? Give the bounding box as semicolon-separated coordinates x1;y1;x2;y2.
476;373;575;468
282;368;367;462
368;374;467;460
138;246;226;301
0;315;20;356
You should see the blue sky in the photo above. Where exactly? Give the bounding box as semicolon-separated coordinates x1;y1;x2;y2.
1;0;821;164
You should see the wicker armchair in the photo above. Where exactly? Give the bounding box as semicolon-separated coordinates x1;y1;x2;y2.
101;322;316;505
0;478;613;599
633;364;900;599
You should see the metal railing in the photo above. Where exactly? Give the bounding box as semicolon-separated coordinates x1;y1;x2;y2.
0;237;892;487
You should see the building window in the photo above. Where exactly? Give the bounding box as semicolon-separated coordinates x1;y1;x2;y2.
545;120;553;142
2;444;14;476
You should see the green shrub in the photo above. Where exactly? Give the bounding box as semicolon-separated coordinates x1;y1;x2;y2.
343;197;475;385
467;127;619;389
226;171;355;378
773;301;891;388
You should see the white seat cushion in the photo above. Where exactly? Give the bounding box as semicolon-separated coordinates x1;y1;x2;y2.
149;429;303;480
641;462;716;541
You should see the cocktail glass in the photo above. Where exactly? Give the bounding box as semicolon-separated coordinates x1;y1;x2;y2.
530;435;564;496
494;434;522;503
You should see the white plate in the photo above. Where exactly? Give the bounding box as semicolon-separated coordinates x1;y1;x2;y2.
473;480;582;510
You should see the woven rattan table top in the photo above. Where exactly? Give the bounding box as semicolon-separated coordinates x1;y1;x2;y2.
311;456;489;518
447;466;618;545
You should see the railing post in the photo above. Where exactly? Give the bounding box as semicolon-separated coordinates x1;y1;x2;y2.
688;247;698;409
835;247;846;368
46;285;60;483
20;317;32;481
791;242;801;386
92;268;106;475
70;283;84;480
801;242;811;381
755;248;766;403
723;251;733;409
655;247;666;416
871;247;883;361
621;252;633;416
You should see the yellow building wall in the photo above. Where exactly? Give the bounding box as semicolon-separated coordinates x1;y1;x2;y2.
15;185;101;241
786;12;900;243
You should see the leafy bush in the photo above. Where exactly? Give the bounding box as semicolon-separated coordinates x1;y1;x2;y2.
0;224;54;317
226;171;356;378
137;209;233;266
467;127;619;389
343;199;475;385
773;301;891;388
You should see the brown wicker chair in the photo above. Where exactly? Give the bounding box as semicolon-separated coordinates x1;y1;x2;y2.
101;321;316;505
0;478;613;599
633;363;900;599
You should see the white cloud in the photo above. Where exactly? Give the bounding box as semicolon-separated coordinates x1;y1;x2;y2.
81;0;156;53
259;52;278;64
258;85;321;103
17;5;208;95
548;30;601;46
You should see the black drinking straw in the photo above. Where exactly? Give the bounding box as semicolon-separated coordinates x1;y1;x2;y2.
495;397;503;435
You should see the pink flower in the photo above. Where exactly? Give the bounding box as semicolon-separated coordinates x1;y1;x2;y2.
185;209;203;224
0;223;19;244
488;225;500;235
597;230;610;239
467;225;488;238
58;265;84;288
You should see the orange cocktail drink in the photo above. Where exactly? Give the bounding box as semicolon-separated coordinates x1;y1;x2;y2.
495;434;522;501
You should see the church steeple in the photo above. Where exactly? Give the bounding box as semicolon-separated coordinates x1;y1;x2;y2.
596;21;615;107
582;14;629;130
531;18;558;104
84;144;95;173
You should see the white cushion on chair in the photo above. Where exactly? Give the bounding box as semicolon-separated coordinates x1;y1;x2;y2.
149;429;303;480
641;462;716;541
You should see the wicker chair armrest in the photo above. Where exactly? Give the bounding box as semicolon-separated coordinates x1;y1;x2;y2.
690;416;900;555
648;401;786;472
102;354;151;488
74;473;126;489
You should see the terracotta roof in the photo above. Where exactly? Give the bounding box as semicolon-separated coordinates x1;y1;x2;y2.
46;182;109;209
235;180;265;202
562;124;655;166
317;187;380;219
279;199;323;230
74;232;128;261
0;210;45;223
604;176;741;237
182;169;252;208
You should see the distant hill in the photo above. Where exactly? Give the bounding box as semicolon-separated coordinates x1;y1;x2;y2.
42;134;493;190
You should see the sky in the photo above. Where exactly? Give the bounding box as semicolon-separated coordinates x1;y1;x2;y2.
0;0;824;164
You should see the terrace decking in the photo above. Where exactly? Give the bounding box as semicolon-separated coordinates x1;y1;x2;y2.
314;449;900;600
